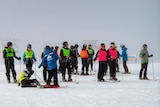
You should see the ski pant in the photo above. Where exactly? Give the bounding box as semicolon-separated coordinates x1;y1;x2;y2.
98;61;106;80
116;60;119;72
123;60;129;73
61;61;72;80
88;57;93;70
81;58;89;73
105;61;109;74
25;59;33;71
21;79;40;87
47;68;58;85
70;57;78;72
43;66;47;81
109;60;117;78
139;63;148;78
4;59;16;80
27;70;34;79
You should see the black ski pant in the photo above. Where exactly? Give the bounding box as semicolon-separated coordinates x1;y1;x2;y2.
5;59;16;80
25;59;33;71
105;61;109;74
139;63;148;78
21;79;40;87
43;66;47;81
81;58;89;73
61;62;72;79
98;61;106;80
88;57;93;70
109;60;117;78
70;57;78;72
47;68;58;85
123;60;129;73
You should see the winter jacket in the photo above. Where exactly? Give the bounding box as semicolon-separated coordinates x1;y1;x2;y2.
121;47;128;61
139;49;150;64
39;48;59;70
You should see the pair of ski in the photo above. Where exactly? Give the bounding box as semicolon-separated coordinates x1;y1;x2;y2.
37;85;68;89
99;80;121;83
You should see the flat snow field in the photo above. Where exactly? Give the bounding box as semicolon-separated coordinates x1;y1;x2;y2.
0;63;160;107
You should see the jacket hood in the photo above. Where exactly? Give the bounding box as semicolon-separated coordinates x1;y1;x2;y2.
122;47;127;51
44;48;52;55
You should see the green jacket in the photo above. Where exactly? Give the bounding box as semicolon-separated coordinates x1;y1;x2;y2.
139;49;149;64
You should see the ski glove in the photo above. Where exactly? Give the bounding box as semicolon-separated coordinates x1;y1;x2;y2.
94;58;97;61
150;54;153;57
142;53;145;57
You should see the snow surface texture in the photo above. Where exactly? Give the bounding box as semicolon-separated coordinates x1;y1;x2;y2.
0;63;160;107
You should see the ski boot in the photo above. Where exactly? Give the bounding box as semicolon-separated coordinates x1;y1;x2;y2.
14;79;17;83
7;80;11;83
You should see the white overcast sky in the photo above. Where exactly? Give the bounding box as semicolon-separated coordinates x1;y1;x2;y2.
0;0;159;62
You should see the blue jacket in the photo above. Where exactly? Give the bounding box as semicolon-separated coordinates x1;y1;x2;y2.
39;48;59;70
121;46;128;61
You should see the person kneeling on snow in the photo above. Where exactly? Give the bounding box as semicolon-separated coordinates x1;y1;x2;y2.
38;45;59;88
18;70;40;87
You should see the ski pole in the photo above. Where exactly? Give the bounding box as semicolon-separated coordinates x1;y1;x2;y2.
34;62;37;79
151;57;155;80
119;58;124;81
20;60;21;72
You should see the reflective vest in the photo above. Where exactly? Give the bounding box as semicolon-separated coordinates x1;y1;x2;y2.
98;49;107;61
108;48;117;60
88;49;93;55
4;48;14;57
62;48;70;57
81;50;88;58
25;50;33;58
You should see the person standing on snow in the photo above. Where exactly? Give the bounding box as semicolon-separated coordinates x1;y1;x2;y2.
74;44;80;74
60;41;72;82
70;45;78;74
88;44;95;71
120;44;130;74
107;42;118;81
22;44;36;78
139;44;153;80
3;42;21;83
41;47;48;82
94;43;107;81
115;46;120;72
39;46;59;87
80;44;89;75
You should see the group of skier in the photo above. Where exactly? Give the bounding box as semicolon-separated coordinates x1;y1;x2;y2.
2;41;153;88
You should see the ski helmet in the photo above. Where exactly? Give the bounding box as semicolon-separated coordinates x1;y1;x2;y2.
27;44;32;48
83;44;87;48
63;41;68;47
74;44;79;48
7;42;13;47
143;44;147;48
45;45;50;50
55;46;59;49
88;44;92;48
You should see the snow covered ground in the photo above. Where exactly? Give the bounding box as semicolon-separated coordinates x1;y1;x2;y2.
0;63;160;107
